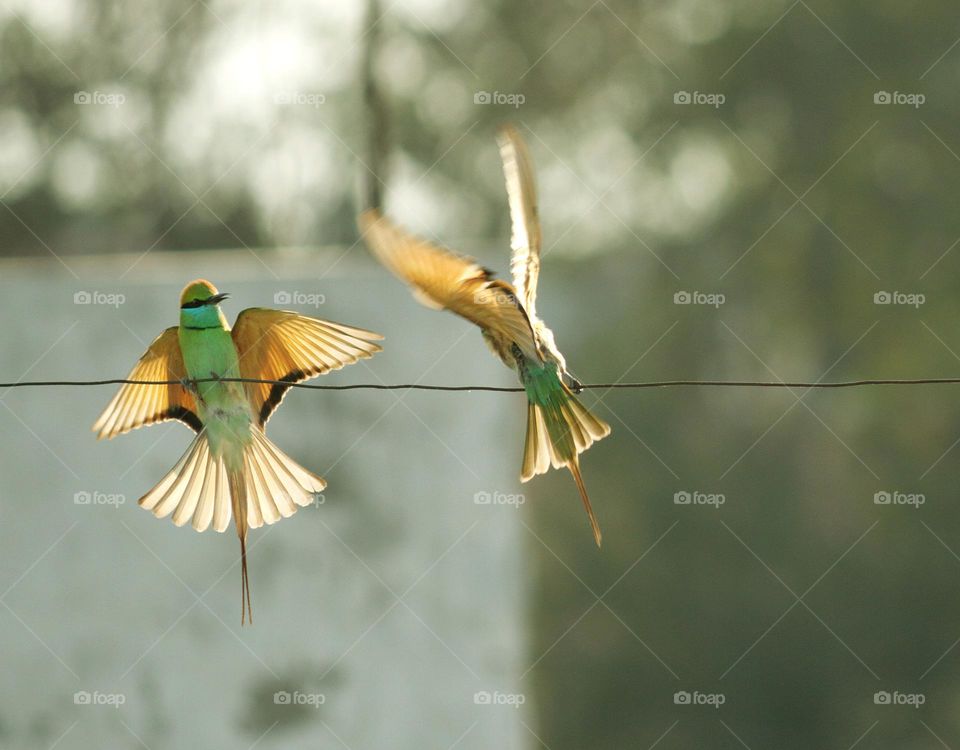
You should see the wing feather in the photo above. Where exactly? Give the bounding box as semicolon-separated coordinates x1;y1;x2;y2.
358;208;540;362
231;309;383;426
93;327;201;439
497;124;541;316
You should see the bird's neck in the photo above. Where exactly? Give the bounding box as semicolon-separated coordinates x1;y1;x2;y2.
180;306;227;330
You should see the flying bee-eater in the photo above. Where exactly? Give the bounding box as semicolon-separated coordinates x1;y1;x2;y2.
93;279;383;623
359;125;611;546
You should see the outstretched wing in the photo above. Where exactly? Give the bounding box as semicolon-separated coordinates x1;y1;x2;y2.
93;327;201;439
497;124;541;317
231;308;383;426
358;208;540;361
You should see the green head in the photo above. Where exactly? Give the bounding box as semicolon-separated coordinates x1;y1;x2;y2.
179;278;229;329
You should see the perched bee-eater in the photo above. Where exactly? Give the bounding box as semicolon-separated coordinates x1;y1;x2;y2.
359;125;611;546
93;280;383;623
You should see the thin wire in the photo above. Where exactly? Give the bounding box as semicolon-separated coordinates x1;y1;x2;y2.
2;377;960;392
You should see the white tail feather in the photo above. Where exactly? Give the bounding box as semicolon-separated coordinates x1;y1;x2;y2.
138;429;326;533
519;388;610;547
520;388;611;482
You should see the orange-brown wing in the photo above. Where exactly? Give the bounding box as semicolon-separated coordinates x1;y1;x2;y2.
358;209;540;361
93;327;201;439
231;308;383;426
497;124;542;317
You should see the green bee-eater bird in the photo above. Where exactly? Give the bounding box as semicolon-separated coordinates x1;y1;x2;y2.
93;279;383;623
359;125;611;546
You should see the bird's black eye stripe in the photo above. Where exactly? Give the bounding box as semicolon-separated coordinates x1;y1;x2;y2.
180;292;228;309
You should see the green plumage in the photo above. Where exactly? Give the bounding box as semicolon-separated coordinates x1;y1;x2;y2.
179;304;251;462
522;362;576;463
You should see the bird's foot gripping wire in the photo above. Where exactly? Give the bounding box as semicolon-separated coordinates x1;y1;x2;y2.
565;375;584;394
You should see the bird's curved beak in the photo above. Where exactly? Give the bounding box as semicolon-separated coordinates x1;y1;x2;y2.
208;292;230;305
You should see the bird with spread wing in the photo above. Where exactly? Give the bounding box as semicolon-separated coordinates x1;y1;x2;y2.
359;125;611;546
93;280;383;623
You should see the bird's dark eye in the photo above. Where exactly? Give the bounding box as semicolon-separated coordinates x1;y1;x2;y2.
180;299;205;309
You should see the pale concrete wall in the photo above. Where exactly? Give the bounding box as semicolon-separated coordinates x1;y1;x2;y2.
0;249;531;749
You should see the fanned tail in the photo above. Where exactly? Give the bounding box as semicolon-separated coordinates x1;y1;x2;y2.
521;375;610;546
137;428;326;624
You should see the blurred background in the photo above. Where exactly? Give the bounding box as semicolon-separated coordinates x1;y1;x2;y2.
2;0;960;747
